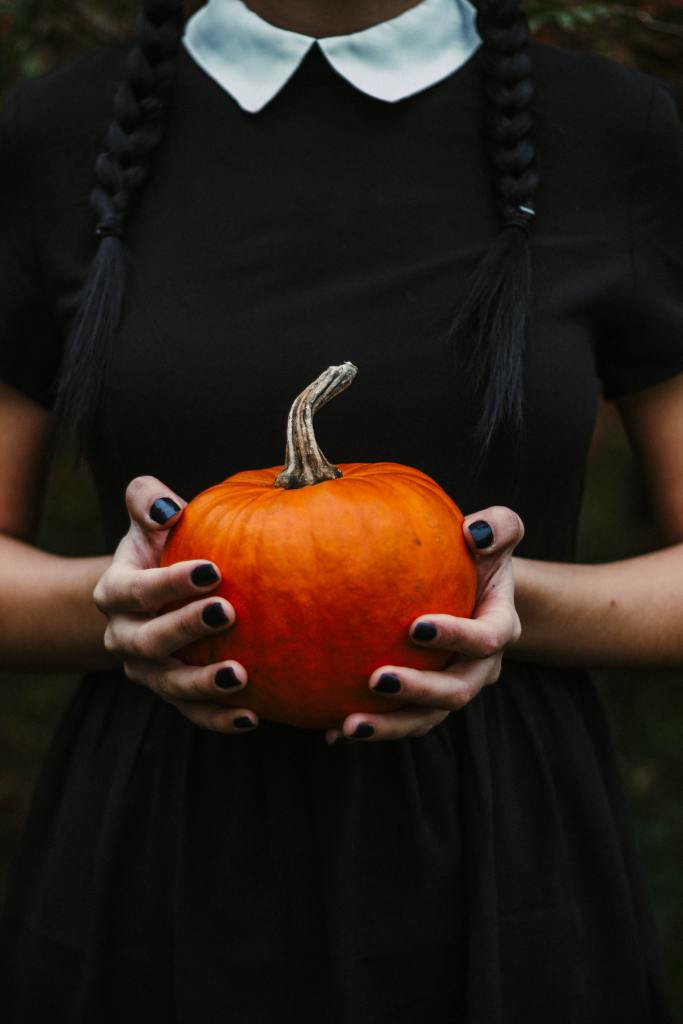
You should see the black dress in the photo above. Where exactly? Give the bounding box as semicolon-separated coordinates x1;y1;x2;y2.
1;37;681;1024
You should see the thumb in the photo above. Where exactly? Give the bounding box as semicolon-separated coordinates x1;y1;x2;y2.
462;506;525;561
125;475;187;537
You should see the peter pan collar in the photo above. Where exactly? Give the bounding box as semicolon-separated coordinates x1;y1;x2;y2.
182;0;481;113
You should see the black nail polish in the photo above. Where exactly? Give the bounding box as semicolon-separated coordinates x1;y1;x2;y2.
412;622;438;642
234;716;255;730
353;723;374;739
202;602;229;627
215;667;241;690
191;563;219;587
149;497;181;525
372;673;401;694
469;520;494;550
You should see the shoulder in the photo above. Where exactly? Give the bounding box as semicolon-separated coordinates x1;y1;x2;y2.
529;40;676;165
1;45;130;154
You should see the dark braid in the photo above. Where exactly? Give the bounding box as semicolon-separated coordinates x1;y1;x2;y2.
54;1;185;453
452;0;539;448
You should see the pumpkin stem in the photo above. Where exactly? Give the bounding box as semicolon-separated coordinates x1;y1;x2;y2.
274;362;358;489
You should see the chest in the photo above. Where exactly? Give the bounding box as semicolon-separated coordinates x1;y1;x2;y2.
41;65;628;556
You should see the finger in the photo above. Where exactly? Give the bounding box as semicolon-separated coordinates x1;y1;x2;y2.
105;596;235;661
326;705;450;745
408;605;520;658
367;656;497;711
123;656;247;703
125;475;187;533
170;699;259;735
462;506;524;558
95;558;222;615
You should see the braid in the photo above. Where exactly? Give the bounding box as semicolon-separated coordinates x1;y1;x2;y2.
54;1;185;454
452;0;539;448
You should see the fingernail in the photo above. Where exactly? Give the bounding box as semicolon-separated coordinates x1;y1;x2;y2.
372;673;401;694
234;716;256;730
469;520;494;550
202;602;229;627
149;497;181;524
352;723;374;739
191;563;219;587
412;621;438;642
215;666;242;690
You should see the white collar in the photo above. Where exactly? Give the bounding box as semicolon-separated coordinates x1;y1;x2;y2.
182;0;481;113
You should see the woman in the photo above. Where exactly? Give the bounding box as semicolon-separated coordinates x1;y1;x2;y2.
0;0;681;1020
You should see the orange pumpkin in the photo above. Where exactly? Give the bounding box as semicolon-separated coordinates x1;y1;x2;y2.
160;363;477;729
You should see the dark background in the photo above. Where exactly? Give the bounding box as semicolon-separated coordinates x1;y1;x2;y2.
1;0;682;1013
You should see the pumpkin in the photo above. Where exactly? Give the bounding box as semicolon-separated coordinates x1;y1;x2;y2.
160;363;477;729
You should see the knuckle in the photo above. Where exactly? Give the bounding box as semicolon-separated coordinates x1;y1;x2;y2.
125;476;153;504
178;605;204;641
129;571;152;613
205;707;234;734
153;675;173;700
167;565;193;601
185;672;210;701
453;688;472;710
495;506;525;545
102;626;118;654
480;632;503;658
129;628;155;661
92;578;109;611
407;677;429;702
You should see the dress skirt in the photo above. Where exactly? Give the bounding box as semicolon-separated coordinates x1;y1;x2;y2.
0;661;671;1023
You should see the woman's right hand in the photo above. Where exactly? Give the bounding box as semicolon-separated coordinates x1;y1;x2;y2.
93;475;259;734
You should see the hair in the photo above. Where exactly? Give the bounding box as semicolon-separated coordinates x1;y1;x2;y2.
55;0;537;455
53;0;186;456
451;0;539;448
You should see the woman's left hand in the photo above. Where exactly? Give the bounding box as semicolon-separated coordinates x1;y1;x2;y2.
325;506;524;744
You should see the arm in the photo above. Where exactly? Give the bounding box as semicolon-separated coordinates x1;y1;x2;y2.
0;383;259;733
511;372;683;669
330;374;683;744
0;383;114;671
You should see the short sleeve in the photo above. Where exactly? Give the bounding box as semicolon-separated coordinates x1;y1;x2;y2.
598;77;683;400
0;82;63;408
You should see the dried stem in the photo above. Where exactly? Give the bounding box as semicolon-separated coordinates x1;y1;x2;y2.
274;362;357;489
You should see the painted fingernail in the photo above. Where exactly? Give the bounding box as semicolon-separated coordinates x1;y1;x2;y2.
202;602;229;627
469;520;494;549
149;497;181;524
352;723;374;739
234;716;256;730
215;666;242;690
412;621;438;642
372;673;401;694
191;563;219;587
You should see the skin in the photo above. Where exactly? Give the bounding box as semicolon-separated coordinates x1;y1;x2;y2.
242;0;426;36
1;368;683;744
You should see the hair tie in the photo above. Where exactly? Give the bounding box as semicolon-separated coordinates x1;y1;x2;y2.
95;221;124;240
505;205;535;236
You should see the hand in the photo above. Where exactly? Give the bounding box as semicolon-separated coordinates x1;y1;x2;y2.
93;475;258;734
325;506;524;744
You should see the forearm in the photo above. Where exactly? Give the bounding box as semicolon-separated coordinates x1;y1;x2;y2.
511;543;683;669
0;533;117;671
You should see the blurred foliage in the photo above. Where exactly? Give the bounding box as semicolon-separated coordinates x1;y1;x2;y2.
0;0;682;1014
